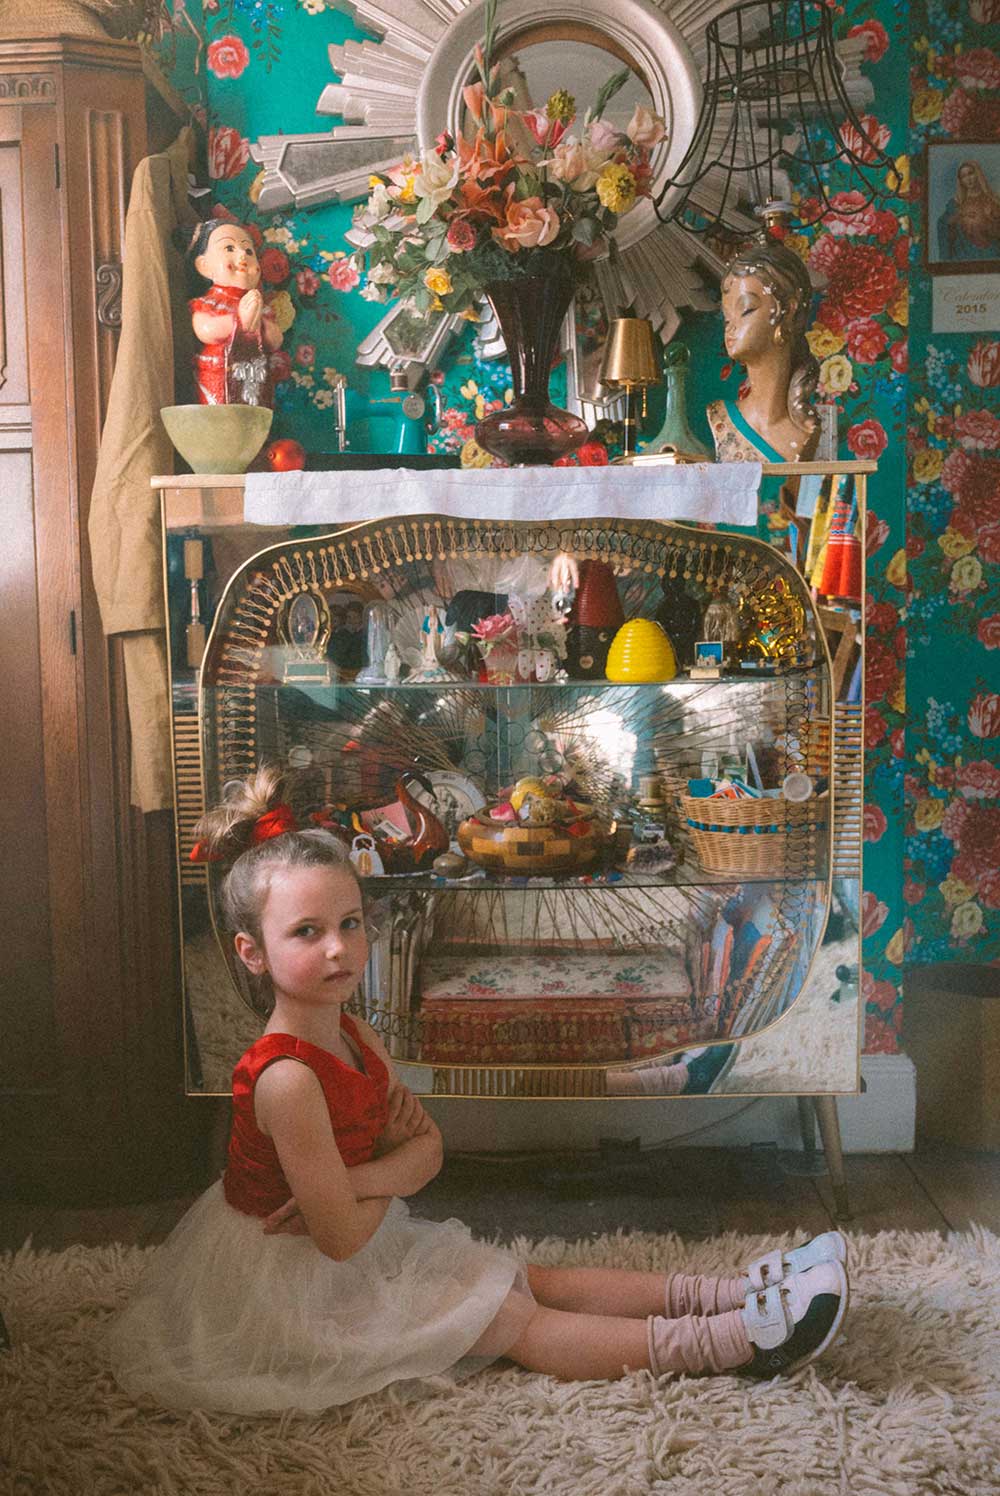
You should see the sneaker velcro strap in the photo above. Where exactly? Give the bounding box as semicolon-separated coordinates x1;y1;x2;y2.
745;1249;786;1290
743;1283;792;1350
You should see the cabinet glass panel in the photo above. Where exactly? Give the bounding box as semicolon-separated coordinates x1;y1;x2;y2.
165;503;862;1099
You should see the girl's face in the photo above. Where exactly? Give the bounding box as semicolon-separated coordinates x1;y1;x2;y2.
195;225;260;290
721;273;783;363
236;864;368;1006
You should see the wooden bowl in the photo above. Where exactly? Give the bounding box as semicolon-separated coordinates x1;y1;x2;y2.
457;806;604;875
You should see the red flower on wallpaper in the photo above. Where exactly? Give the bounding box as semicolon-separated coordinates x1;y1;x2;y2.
978;524;1000;565
207;34;250;80
259;248;290;285
846;18;889;62
327;258;361;292
269;349;291;383
861;890;889;938
866;509;890;556
845;318;889;363
980;869;1000;908
968;340;1000;388
868;597;899;633
941;87;1000;138
969;692;1000;739
295;268;320;298
970;0;1000;21
838;113;891;164
958;759;1000;798
955;408;1000;451
941;451;1000;533
810;239;897;330
847;417;888;460
866;638;899;698
954;48;1000;91
865;705;889;748
942;798;971;842
978;614;1000;650
862;969;898;1013
820;191;897;241
951;805;1000;886
208;126;249;180
864;804;888;843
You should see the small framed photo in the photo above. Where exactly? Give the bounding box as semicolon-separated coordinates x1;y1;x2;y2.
694;640;724;668
925;141;1000;276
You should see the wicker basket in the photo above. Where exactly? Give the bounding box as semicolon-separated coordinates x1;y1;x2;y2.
679;792;828;876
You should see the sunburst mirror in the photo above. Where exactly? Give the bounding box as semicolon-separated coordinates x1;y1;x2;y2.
250;0;872;405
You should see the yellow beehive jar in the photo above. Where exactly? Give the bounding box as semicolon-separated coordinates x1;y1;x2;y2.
605;619;678;682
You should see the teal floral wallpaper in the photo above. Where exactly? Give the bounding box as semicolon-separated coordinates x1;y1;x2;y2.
152;0;1000;1058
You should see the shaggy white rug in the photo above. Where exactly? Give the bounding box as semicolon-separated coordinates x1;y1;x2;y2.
3;1226;1000;1496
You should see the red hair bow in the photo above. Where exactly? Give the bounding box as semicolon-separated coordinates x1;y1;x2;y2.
188;802;297;863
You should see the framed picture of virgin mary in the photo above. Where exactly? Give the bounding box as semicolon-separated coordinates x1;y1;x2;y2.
925;141;1000;275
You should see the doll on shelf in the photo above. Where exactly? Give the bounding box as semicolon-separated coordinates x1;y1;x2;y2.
707;233;820;467
187;220;283;407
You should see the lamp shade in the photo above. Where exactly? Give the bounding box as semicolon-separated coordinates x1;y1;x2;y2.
599;318;659;390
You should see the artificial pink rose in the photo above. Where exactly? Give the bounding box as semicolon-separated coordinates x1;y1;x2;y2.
625;104;666;148
864;803;888;843
588;119;622;153
838;113;891;163
866;509;890;556
958;758;1000;798
207;34;250;79
208;126;249;180
970;692;1000;739
294;342;315;368
493;195;560;251
890;340;908;373
295;268;319;298
955;408;1000;451
269;349;292;383
446;218;476;252
968;339;1000;388
865;705;889;748
327;258;360;292
861;889;889;938
980;869;1000;908
978;615;1000;651
521;107;567;146
955;48;1000;90
942;797;971;842
259;247;290;285
845;318;889;364
847;417;888;460
847;19;889;62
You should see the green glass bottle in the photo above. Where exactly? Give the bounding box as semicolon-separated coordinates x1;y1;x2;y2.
645;342;710;459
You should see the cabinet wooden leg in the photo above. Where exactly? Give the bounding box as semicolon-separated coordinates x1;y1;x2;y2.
796;1096;817;1160
814;1096;851;1221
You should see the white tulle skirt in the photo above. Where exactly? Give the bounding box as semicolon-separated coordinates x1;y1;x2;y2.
106;1182;536;1414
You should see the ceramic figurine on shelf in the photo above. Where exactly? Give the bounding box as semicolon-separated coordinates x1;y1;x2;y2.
187;220;283;407
707;233;819;466
407;604;455;684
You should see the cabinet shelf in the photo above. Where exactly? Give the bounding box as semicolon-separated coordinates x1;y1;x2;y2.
360;868;826;894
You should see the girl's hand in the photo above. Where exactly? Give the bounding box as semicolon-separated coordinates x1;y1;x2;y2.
377;1082;429;1153
238;288;263;332
261;1196;310;1236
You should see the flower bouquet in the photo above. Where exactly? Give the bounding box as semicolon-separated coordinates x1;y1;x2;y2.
348;0;666;464
471;609;520;683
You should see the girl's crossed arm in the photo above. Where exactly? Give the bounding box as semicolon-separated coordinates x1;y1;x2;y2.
255;1058;391;1261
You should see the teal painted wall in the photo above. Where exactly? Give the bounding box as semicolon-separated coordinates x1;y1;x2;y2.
154;0;1000;1058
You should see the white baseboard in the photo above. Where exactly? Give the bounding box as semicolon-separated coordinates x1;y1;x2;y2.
425;1053;916;1156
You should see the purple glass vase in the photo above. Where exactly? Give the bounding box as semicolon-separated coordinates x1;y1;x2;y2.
475;275;588;466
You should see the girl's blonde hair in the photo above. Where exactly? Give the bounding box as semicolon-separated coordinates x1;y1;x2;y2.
193;765;358;944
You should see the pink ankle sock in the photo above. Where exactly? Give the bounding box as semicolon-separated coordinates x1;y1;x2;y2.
664;1272;749;1318
647;1307;753;1376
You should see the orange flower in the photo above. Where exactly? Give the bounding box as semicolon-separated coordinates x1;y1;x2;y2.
493;189;560;250
454;175;505;223
463;82;485;124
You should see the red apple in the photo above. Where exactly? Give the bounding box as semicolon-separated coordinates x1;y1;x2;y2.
265;437;307;471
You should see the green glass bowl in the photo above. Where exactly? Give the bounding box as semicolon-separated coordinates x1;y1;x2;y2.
160;403;273;475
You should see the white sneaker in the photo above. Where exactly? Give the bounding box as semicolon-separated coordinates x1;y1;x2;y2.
738;1260;849;1379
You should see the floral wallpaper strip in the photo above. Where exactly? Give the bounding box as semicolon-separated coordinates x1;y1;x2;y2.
150;0;998;1062
904;0;1000;975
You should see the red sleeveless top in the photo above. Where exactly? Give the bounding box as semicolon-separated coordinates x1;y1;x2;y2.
223;1017;390;1218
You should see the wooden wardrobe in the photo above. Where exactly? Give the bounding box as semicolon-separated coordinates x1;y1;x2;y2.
0;34;216;1204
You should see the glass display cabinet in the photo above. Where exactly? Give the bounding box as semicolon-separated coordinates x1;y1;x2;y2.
160;464;869;1206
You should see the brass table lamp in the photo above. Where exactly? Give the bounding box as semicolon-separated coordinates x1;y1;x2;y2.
598;317;659;460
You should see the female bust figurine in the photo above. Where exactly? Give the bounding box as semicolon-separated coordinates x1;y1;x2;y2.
937;160;1000;263
707;236;819;465
187;220;283;406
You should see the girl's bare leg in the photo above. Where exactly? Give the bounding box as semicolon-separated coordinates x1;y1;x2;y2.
526;1263;747;1319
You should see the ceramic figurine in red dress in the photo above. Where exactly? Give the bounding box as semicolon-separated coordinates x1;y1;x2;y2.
187;220;283;406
